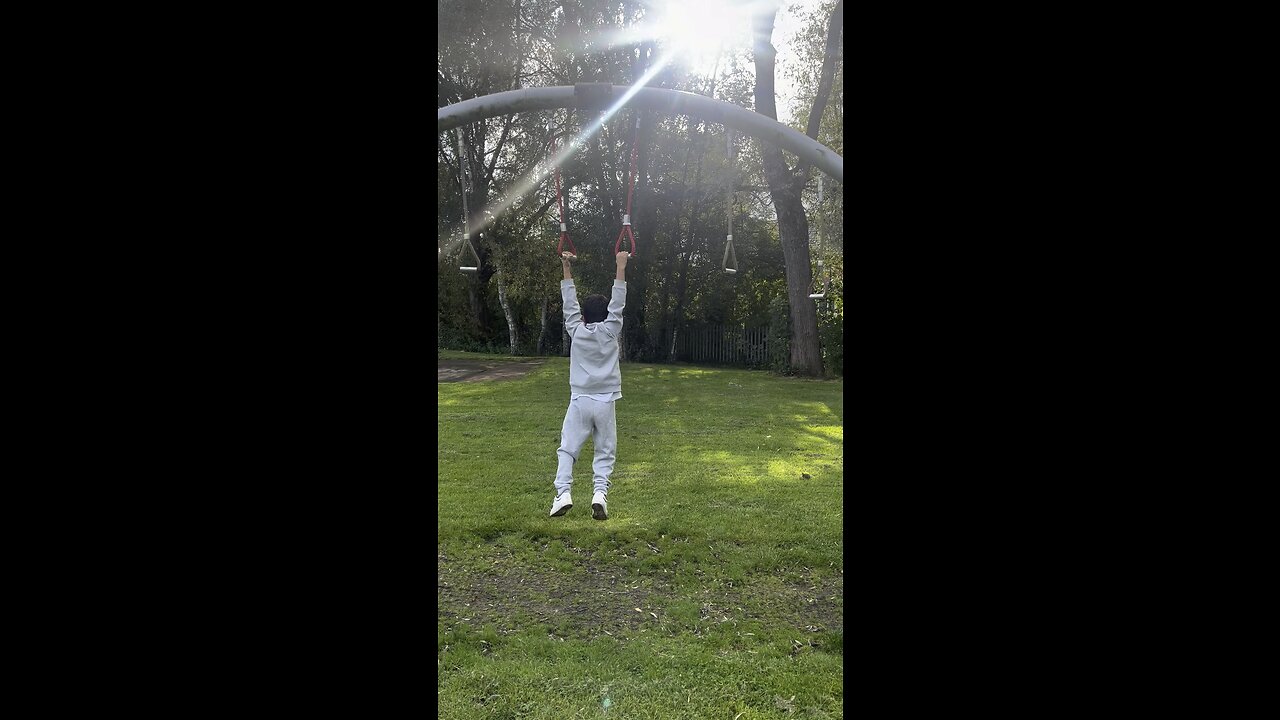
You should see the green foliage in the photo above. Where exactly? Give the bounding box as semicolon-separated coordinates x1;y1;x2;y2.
766;295;791;374
437;0;842;380
817;285;843;377
785;0;843;156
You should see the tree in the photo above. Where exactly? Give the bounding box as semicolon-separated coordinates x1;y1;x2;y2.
750;0;842;376
437;0;814;366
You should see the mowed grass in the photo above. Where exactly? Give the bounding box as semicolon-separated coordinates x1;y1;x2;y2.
439;351;844;719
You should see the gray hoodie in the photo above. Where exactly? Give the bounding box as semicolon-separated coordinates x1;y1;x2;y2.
562;279;626;396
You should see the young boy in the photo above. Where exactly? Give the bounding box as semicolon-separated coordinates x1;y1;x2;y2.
549;250;629;520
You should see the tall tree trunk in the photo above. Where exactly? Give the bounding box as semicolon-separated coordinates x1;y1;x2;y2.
537;296;554;355
460;123;493;337
494;257;520;355
668;215;700;362
650;39;691;358
626;39;656;360
653;127;698;358
467;282;485;340
752;5;823;376
666;128;714;361
592;131;620;229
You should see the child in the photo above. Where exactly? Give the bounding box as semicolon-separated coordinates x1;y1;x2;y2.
550;250;629;520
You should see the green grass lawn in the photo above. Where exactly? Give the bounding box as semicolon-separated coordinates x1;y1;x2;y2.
439;351;844;719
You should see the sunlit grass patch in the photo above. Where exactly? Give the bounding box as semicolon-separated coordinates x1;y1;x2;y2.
439;352;843;719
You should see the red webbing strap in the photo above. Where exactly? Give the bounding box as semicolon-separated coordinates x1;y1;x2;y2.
549;133;577;257
614;116;640;257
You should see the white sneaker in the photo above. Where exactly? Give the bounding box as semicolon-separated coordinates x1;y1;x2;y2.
549;492;573;517
591;491;608;520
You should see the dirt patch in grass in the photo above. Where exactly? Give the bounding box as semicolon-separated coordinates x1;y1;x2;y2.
754;578;844;633
438;360;544;383
438;546;843;638
437;543;670;632
438;547;673;637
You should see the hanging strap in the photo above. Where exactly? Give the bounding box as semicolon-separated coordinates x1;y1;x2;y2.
722;131;738;274
547;119;577;259
457;131;481;273
614;115;640;257
808;176;826;297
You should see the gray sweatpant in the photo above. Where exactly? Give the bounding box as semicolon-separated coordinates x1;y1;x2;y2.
554;396;617;497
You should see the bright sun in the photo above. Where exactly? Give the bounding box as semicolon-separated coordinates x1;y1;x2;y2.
651;0;745;73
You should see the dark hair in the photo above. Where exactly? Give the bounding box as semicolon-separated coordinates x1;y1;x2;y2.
582;294;608;324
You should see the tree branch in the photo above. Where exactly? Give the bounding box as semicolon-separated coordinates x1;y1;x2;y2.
751;5;794;194
516;180;583;240
798;0;843;186
485;0;524;181
804;1;842;141
486;114;516;180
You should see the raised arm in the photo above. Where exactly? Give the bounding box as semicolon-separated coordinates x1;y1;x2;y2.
604;251;628;332
560;252;582;336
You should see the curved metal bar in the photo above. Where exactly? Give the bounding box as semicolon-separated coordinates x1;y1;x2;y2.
437;85;843;182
